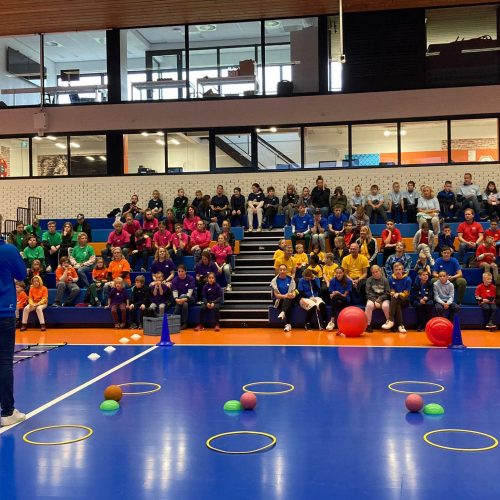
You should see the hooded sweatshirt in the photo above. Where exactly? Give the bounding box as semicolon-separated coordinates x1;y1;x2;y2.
29;277;49;306
433;279;455;305
365;275;390;302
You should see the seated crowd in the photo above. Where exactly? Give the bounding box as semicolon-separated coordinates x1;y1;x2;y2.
8;172;500;332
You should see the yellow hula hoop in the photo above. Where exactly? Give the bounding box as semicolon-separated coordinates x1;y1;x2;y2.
424;429;499;452
23;425;93;446
116;382;162;395
242;381;295;395
206;431;277;454
388;380;445;395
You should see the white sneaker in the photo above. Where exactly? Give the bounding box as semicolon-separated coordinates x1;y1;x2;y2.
277;311;285;320
283;324;292;332
398;325;407;334
1;409;26;427
381;320;394;330
326;320;335;331
46;266;52;272
226;284;232;292
257;226;262;232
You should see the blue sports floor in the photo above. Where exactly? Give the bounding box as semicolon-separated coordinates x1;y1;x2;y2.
1;344;500;499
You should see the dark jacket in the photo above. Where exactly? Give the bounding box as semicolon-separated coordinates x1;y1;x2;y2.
311;187;331;209
73;220;93;242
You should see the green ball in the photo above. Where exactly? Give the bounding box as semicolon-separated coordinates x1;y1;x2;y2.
223;400;243;411
100;399;120;411
423;403;444;415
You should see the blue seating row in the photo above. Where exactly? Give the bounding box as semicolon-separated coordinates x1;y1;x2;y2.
268;305;499;330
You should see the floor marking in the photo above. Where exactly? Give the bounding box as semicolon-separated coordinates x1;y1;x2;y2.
0;345;157;434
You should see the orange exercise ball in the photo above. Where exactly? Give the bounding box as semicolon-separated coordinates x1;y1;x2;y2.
104;385;123;402
425;317;453;347
337;306;368;337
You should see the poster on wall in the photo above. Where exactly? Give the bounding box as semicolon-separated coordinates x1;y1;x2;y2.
37;155;68;177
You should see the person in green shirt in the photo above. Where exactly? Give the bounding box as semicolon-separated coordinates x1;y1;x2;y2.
25;219;42;243
42;221;62;272
69;233;96;287
7;222;26;251
21;235;45;269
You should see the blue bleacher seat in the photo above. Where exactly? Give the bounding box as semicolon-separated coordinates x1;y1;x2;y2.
39;218;114;230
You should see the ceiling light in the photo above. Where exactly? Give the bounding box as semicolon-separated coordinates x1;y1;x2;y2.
141;132;149;137
383;130;391;137
55;142;66;149
156;139;165;146
270;127;277;133
33;136;42;141
99;155;106;161
70;142;80;148
197;24;217;32
85;156;95;161
45;41;63;47
400;130;407;136
264;20;281;29
256;128;261;133
169;139;180;146
46;135;57;141
156;131;164;136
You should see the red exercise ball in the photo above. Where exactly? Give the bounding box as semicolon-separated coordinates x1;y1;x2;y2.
240;392;257;410
104;385;123;402
425;317;453;347
337;306;368;337
405;393;424;412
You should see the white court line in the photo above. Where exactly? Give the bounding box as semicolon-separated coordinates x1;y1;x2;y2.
0;345;158;434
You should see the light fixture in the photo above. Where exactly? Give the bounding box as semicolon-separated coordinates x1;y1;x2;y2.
141;132;149;137
45;41;63;47
197;24;217;32
270;127;277;133
46;135;57;141
33;136;42;141
256;128;261;133
169;138;180;146
264;20;281;29
383;130;391;137
156;139;165;146
55;142;66;149
99;155;106;161
156;131;164;136
85;156;95;161
400;130;407;136
70;142;80;148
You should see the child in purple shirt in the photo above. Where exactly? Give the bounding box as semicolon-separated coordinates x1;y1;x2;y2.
107;277;129;328
195;272;223;332
195;250;218;299
171;264;196;329
148;271;170;316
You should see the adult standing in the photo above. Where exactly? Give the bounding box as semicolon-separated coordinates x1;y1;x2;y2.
0;235;27;426
310;176;331;218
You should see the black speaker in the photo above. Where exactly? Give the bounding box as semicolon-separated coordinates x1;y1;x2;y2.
277;80;293;96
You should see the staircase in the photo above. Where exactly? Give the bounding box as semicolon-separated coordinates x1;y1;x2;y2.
220;229;283;328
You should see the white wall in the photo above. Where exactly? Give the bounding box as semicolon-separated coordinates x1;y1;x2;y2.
0;162;498;221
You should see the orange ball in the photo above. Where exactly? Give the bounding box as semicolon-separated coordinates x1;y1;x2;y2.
104;385;123;402
405;393;424;412
240;392;257;410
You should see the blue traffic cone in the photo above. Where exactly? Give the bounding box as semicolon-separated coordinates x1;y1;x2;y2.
157;313;175;347
449;314;466;350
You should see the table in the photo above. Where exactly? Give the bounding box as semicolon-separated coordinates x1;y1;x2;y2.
197;75;259;97
1;85;107;105
131;80;189;100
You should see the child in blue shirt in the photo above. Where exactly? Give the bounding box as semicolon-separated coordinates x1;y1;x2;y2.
411;269;434;331
326;267;352;331
297;269;326;330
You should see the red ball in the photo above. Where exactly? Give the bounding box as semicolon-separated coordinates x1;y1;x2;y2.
425;317;453;347
240;392;257;410
405;393;424;412
103;385;123;402
337;306;368;337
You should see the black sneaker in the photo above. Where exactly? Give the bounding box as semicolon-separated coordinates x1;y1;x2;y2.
304;322;313;330
366;326;373;333
52;302;62;308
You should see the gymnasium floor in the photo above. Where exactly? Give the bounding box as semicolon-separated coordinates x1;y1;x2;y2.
2;328;500;499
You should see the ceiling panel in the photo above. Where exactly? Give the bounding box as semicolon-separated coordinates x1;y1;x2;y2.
0;0;497;37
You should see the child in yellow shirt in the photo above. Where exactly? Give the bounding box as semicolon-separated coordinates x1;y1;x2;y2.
273;239;287;262
322;253;338;288
306;254;323;279
310;243;325;265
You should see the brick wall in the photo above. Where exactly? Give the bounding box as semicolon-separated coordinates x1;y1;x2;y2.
0;162;498;220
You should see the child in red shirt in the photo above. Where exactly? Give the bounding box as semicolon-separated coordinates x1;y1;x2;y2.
475;272;497;330
16;281;28;325
475;236;498;282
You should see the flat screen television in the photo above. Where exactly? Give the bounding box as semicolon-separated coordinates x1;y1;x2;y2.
7;47;46;80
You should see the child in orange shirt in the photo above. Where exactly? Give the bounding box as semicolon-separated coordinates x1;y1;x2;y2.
53;256;80;307
16;281;28;326
20;276;48;331
87;256;108;306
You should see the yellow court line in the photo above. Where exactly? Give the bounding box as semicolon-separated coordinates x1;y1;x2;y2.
116;382;162;395
23;425;93;446
206;431;277;454
242;381;295;395
388;380;445;395
424;429;499;452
